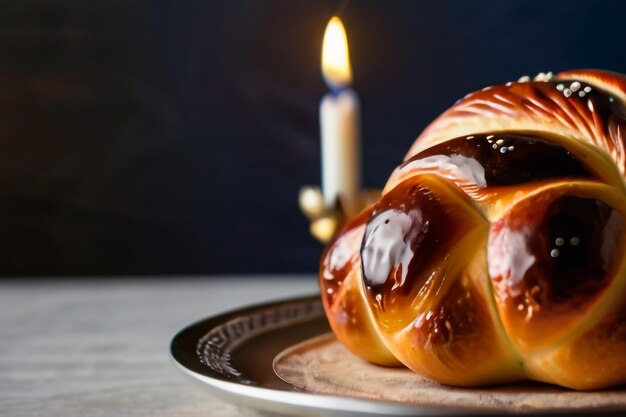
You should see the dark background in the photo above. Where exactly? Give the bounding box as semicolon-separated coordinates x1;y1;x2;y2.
2;0;626;276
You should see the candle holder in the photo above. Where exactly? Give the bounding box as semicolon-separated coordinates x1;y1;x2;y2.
298;186;381;244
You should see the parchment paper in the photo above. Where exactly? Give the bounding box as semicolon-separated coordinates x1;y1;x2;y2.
273;333;626;413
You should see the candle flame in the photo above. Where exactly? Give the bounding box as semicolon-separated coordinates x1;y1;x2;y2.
322;16;352;88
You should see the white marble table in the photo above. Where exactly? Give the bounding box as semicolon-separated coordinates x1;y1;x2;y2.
0;276;318;417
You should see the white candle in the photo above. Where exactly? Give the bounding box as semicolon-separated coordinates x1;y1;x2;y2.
320;16;361;217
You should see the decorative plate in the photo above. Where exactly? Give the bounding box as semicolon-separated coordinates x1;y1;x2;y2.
170;295;626;416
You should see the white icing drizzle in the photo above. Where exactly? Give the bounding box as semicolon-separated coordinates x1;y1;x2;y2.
327;224;364;275
488;226;535;297
362;209;428;286
398;154;487;188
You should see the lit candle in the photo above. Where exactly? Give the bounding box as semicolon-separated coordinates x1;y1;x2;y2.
320;16;361;217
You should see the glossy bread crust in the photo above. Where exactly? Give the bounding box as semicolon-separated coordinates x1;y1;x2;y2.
319;70;626;389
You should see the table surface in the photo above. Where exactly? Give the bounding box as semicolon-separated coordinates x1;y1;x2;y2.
0;276;318;417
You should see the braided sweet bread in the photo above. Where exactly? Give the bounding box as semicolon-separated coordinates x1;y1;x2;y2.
319;69;626;390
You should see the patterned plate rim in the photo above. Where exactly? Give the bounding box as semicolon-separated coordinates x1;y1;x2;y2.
169;294;479;417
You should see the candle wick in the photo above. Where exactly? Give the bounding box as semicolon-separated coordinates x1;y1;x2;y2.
329;84;347;96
